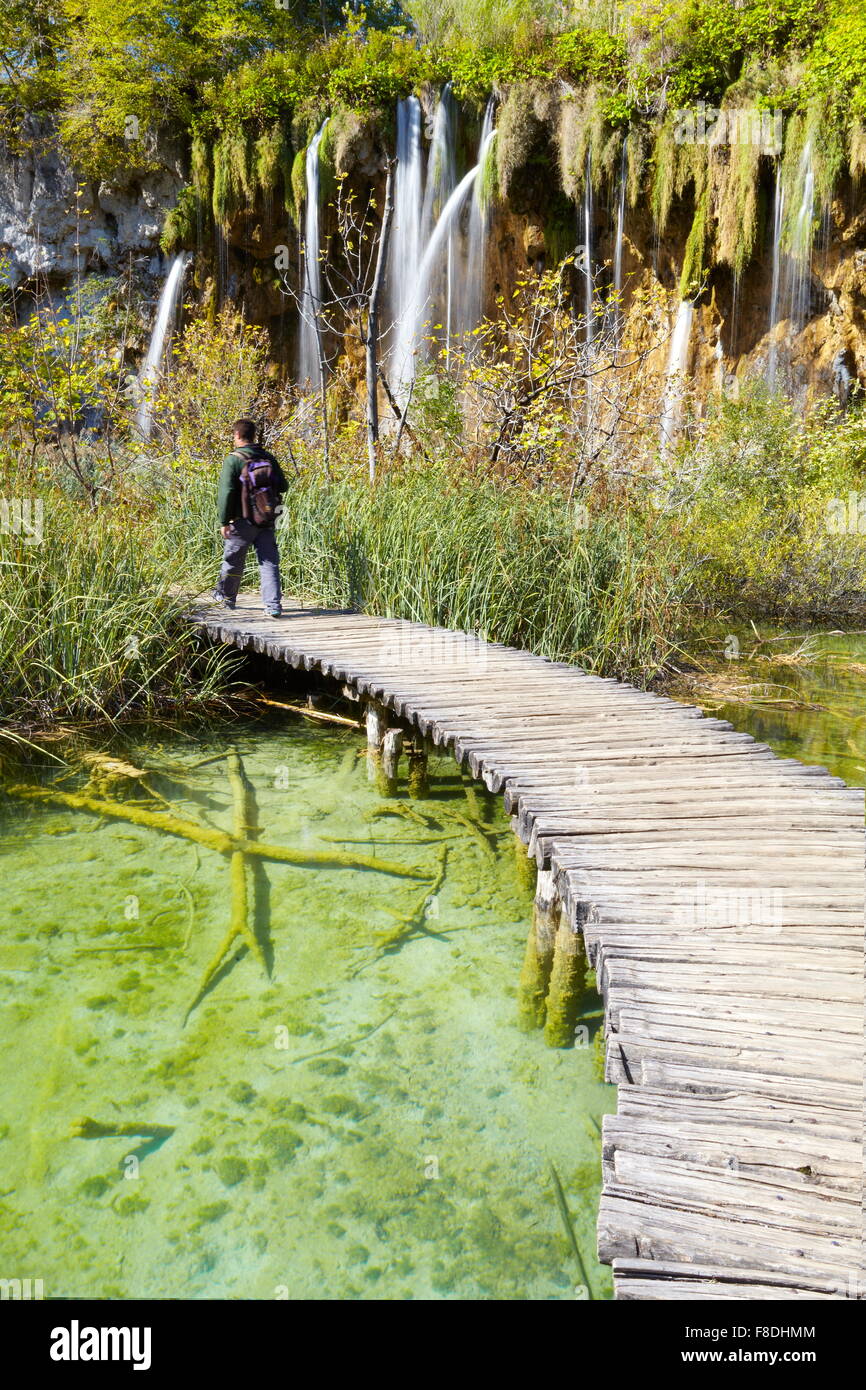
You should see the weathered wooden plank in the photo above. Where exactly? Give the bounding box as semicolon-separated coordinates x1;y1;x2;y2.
190;594;864;1302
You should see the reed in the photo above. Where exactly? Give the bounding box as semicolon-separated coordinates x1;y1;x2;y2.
0;471;233;726
273;466;687;683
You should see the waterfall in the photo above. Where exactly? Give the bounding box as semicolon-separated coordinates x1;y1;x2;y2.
583;149;595;348
766;163;785;389
659;299;694;450
420;85;458;365
390;96;425;394
765;140;814;390
786;140;815;332
298;118;329;388
396;127;497;399
135;252;189;439
612;139;627;333
463;97;496;346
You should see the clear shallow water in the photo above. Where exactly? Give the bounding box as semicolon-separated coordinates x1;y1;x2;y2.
0;719;614;1300
662;626;866;788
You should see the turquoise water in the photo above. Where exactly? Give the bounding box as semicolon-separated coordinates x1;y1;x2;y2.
0;719;614;1300
662;626;866;788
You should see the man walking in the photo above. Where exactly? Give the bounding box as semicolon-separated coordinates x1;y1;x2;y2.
213;419;288;617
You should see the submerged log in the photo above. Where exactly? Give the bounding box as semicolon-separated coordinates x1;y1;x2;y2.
6;783;427;878
186;749;268;1020
70;1117;174;1141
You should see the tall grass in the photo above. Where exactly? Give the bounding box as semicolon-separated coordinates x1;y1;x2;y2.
0;472;236;727
272;467;689;682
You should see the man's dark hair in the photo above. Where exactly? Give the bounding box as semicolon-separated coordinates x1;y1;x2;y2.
232;418;257;443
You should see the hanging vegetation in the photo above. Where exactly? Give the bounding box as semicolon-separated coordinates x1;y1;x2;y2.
495;82;551;199
713;123;763;280
850;121;866;183
680;179;710;299
288;147;307;228
212;128;254;226
625;125;648;208
557;84;607;202
254;122;290;201
160;186;197;254
191;133;211;206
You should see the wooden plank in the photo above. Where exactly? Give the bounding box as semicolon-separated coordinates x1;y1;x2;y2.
190;595;864;1302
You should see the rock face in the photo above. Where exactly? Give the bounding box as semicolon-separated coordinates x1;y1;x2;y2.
3;121;866;409
0;123;183;290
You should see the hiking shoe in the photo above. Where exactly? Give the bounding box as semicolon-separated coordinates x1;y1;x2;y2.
212;589;236;610
266;605;282;619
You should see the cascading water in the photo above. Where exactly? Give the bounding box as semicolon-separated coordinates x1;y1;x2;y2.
766;163;786;389
765;140;814;390
389;96;425;394
659;298;695;451
397;127;497;398
463;97;496;347
582;149;595;349
786;140;815;332
135;251;189;439
298;119;329;388
420;85;458;365
611;140;627;335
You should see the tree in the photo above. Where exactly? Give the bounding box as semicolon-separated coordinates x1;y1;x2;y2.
278;166;396;480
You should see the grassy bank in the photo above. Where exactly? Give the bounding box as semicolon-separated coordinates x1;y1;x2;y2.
0;466;235;731
3;407;865;731
274;467;690;682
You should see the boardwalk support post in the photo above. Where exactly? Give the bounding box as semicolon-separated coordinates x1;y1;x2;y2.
379;728;404;796
365;702;388;750
407;744;429;798
517;866;557;1030
545;919;588;1049
513;832;537;892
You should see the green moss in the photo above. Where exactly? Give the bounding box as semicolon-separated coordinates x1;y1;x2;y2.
680;181;710;298
714;120;761;279
85;994;115;1011
254;122;288;197
496;83;548;199
191;1135;214;1155
544;928;588;1049
194;1201;230;1225
516;922;554;1031
161;185;197;254
288;148;307;228
191;134;211;205
78;1175;112;1199
308;1058;346;1077
259;1125;302;1166
250;1156;270;1190
217;1155;248;1187
320;1094;364;1120
591;1024;606;1083
116;1191;150;1217
212;128;253;226
476;128;500;214
228;1081;257;1106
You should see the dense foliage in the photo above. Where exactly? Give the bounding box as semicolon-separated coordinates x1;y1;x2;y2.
2;2;862;174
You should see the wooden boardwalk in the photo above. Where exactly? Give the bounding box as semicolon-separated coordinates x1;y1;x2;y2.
191;595;865;1300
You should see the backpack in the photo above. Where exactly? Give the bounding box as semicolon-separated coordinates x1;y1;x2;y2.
238;448;278;527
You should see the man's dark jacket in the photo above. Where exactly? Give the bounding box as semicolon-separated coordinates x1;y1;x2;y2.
218;444;288;526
